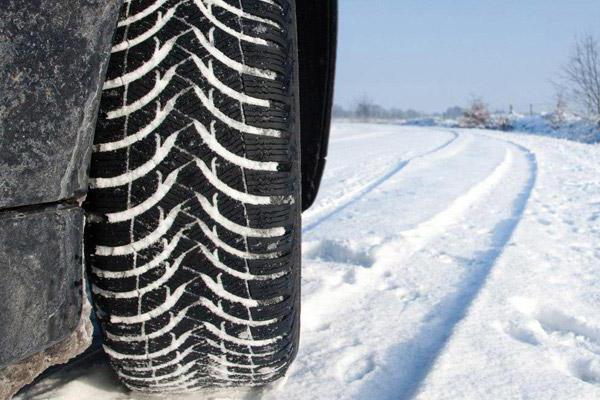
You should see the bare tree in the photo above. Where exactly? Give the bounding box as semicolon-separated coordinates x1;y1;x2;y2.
563;35;600;124
551;89;568;127
355;95;375;121
462;97;490;128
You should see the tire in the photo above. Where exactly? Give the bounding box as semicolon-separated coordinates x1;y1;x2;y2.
84;0;301;392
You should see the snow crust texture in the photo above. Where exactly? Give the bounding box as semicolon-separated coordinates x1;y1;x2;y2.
17;123;600;399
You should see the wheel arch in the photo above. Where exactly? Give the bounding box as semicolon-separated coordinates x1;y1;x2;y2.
296;0;337;211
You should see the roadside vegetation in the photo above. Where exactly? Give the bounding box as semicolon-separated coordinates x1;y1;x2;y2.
334;35;600;144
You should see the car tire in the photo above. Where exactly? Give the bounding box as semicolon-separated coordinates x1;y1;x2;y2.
84;0;301;392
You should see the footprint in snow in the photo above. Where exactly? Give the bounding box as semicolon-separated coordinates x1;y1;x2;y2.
502;319;544;346
566;358;600;384
537;218;552;226
304;239;374;268
502;297;600;384
335;346;376;384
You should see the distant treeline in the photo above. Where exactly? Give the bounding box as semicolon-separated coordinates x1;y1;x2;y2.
332;100;464;121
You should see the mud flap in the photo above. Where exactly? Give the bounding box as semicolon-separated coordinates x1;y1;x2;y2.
0;0;122;396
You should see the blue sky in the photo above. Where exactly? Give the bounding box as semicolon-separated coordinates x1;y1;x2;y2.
334;0;600;113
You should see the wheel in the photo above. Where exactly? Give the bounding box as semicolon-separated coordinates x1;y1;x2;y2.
84;0;301;392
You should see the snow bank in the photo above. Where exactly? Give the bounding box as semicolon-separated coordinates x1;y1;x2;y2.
504;114;600;144
401;114;600;144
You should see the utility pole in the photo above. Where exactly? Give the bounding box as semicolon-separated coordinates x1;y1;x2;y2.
530;104;533;116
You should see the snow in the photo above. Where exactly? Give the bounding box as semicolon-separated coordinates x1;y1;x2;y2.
17;123;600;399
401;113;600;144
508;114;600;144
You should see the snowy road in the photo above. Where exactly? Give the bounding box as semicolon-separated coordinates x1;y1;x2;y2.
18;123;600;399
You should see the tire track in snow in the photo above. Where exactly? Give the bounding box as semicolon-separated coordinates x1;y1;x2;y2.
304;134;516;309
387;137;539;399
303;131;460;233
379;138;513;261
289;131;532;400
301;138;517;333
330;131;393;143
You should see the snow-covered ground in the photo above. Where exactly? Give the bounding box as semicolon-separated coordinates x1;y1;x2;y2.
400;114;600;144
509;114;600;144
17;123;600;399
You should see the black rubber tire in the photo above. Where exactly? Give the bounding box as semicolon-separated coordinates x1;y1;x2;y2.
84;0;300;392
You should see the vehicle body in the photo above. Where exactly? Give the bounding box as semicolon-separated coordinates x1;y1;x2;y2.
0;0;336;397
